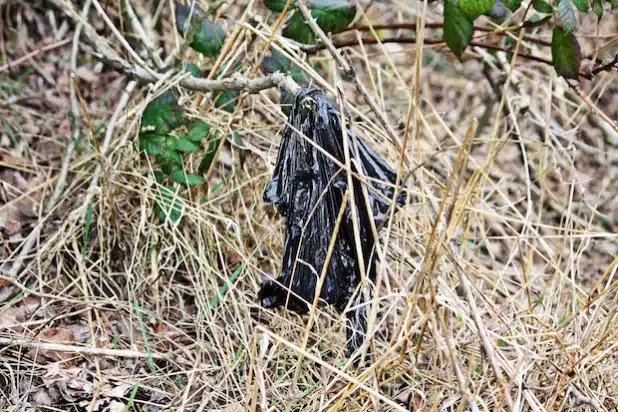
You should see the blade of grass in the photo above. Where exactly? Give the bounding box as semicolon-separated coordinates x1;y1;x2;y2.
81;202;93;261
208;265;243;310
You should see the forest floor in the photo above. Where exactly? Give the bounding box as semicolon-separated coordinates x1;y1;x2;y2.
0;1;617;411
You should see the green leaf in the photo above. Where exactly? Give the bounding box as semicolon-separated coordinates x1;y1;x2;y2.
460;0;496;18
153;170;166;183
139;132;165;155
158;144;183;175
209;265;243;310
486;0;509;20
215;90;240;112
183;120;210;142
443;0;474;59
174;3;225;57
81;202;93;261
281;0;356;45
184;63;201;77
311;0;356;34
557;0;577;33
264;0;296;12
523;14;552;27
164;143;183;164
261;51;309;84
175;2;201;36
609;0;617;10
141;91;184;134
199;137;221;174
593;0;603;17
532;0;553;13
551;27;581;79
171;170;204;186
280;90;295;115
282;12;316;44
571;0;589;11
505;0;522;11
155;185;183;222
174;137;200;153
191;19;226;57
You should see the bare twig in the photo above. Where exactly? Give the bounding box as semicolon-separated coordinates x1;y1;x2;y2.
129;65;301;96
302;37;594;80
0;38;72;73
0;337;168;361
124;0;165;68
341;21;552;47
49;0;301;97
591;53;618;75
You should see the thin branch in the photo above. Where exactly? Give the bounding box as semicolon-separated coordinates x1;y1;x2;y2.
341;21;551;47
0;337;171;361
302;36;594;80
0;38;72;73
591;53;618;75
129;64;301;96
49;0;301;97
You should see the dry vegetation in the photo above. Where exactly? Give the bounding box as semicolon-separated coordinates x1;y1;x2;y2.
1;0;617;410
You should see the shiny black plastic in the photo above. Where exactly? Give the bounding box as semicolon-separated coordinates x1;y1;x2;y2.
259;88;406;359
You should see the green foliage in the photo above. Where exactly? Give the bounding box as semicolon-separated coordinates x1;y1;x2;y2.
140;92;215;222
262;51;309;84
174;137;201;153
175;2;198;35
279;0;356;44
557;0;577;33
311;0;357;34
183;120;211;142
171;170;204;186
139;132;165;155
505;0;522;11
175;2;225;57
571;0;589;11
532;0;553;13
184;63;201;77
443;0;474;58
141;91;184;134
551;27;581;79
282;12;316;44
199;136;222;175
191;19;226;56
593;0;603;17
523;14;552;27
459;0;496;18
264;0;296;11
155;185;183;222
215;90;240;112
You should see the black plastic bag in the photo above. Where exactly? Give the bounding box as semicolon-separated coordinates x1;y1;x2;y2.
259;88;406;359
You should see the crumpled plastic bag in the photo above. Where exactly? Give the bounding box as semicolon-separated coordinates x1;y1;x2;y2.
259;88;406;359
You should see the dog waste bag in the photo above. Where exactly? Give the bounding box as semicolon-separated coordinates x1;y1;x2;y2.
259;88;406;359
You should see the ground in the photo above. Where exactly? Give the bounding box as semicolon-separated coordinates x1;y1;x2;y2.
0;0;617;411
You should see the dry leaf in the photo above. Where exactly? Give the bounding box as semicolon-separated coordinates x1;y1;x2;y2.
101;383;133;398
108;400;126;412
32;389;54;406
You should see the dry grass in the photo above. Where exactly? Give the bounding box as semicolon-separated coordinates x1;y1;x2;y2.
1;0;617;411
